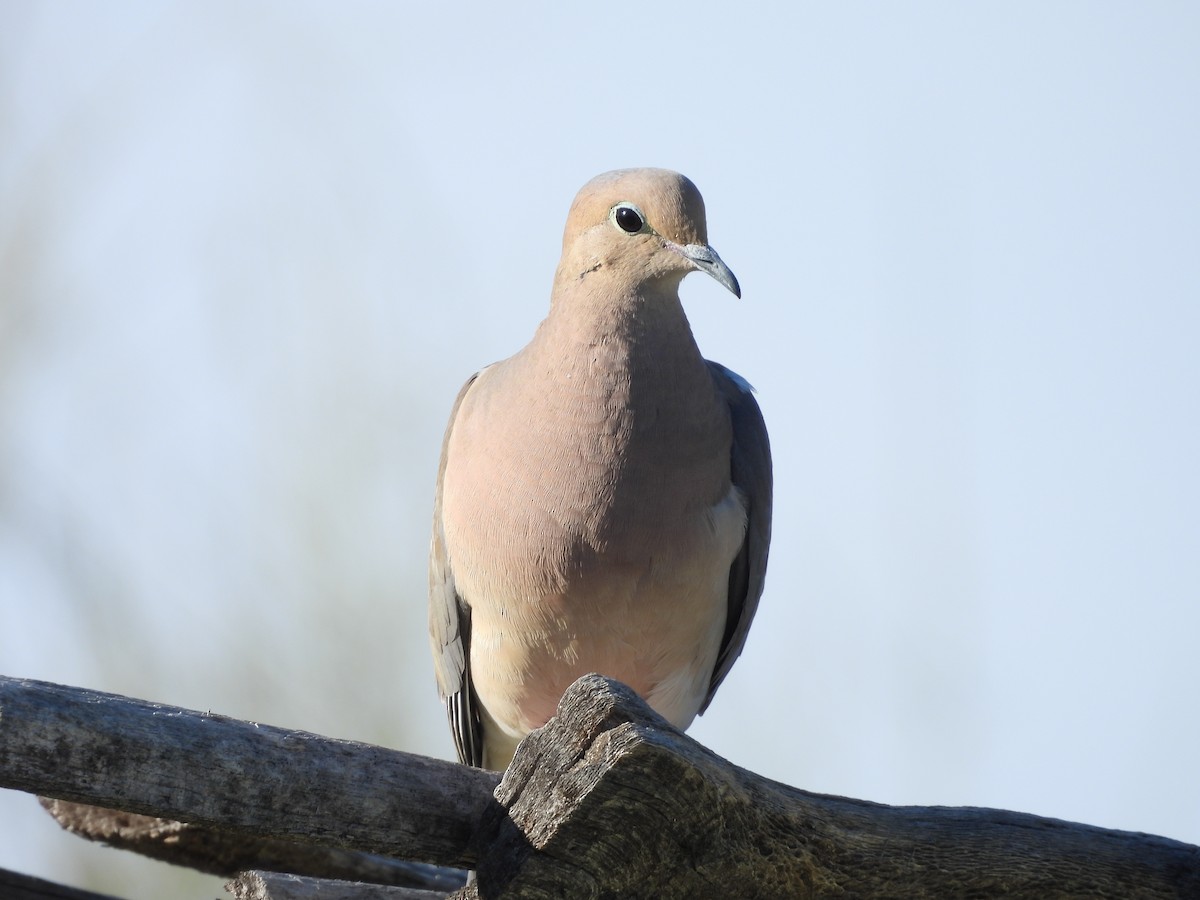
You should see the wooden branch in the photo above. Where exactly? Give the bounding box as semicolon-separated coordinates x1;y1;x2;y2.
227;870;449;900
460;675;1200;899
0;867;120;900
0;676;497;871
3;673;1198;898
38;799;465;892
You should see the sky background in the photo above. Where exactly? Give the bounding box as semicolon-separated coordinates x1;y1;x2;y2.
1;4;1198;897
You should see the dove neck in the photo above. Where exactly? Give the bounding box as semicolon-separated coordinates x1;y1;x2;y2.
543;274;698;358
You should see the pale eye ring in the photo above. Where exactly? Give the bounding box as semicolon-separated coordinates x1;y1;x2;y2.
611;202;646;234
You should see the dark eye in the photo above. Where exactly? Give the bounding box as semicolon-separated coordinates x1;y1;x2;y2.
612;203;645;234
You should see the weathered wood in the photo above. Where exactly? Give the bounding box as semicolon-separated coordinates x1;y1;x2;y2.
3;673;1198;898
227;871;448;900
0;676;499;870
0;866;120;900
461;675;1200;899
39;799;466;892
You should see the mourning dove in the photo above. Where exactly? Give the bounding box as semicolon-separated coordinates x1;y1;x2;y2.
429;168;772;770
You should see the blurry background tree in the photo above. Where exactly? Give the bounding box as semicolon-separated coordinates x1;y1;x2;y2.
1;4;1197;899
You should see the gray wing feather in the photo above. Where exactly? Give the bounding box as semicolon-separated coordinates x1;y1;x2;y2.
428;373;484;767
702;361;773;711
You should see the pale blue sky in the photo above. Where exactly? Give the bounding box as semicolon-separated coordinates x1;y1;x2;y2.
1;4;1197;897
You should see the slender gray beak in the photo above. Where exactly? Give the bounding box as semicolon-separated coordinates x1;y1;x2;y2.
674;242;741;298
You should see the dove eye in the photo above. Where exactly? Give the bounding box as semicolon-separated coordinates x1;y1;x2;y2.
611;203;646;234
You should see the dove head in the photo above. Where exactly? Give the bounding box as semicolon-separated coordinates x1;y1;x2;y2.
554;168;740;301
